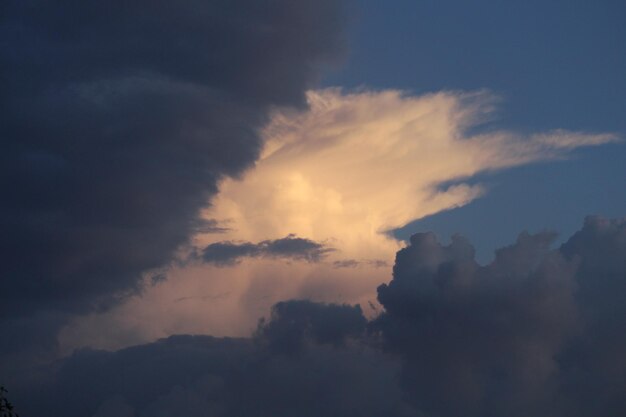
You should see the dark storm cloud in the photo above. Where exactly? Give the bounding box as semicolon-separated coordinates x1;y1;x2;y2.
0;0;346;364
374;231;578;416
200;235;334;266
7;217;626;416
373;216;626;417
14;310;413;417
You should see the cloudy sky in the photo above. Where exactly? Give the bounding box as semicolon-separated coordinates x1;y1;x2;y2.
2;1;625;416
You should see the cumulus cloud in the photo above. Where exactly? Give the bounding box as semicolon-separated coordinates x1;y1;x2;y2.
373;216;626;417
196;88;617;326
375;231;578;416
199;235;334;266
557;216;626;417
0;0;347;371
11;217;626;417
4;2;623;414
59;88;618;353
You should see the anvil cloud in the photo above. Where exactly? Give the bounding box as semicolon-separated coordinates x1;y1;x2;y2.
59;88;617;352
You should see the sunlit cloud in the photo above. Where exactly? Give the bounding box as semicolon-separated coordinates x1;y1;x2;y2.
201;88;615;258
58;88;617;352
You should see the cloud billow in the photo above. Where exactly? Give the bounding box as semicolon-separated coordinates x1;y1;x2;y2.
373;216;626;417
0;0;347;366
11;216;626;417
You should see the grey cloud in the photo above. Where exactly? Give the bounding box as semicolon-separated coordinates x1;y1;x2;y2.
14;315;413;417
0;0;347;369
193;219;232;234
200;235;334;266
556;216;626;417
333;259;360;268
373;217;626;417
332;259;388;268
375;232;577;416
256;300;367;354
6;217;626;417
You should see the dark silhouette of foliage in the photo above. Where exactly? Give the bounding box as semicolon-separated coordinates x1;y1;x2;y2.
0;387;19;417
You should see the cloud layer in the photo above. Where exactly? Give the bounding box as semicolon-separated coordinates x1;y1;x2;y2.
11;217;626;417
0;0;346;368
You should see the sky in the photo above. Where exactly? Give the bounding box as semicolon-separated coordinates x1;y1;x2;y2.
325;0;626;261
1;1;625;416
